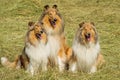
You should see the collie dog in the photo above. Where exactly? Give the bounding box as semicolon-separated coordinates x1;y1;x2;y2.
1;22;50;75
39;4;71;71
39;4;64;35
69;22;105;73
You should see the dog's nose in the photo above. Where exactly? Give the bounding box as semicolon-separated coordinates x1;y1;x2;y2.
40;31;43;34
86;33;90;37
54;18;57;22
87;33;90;36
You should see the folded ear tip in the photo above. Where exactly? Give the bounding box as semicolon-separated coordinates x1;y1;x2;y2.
44;5;49;9
53;4;57;8
28;21;34;26
91;22;95;26
79;22;85;28
53;4;57;6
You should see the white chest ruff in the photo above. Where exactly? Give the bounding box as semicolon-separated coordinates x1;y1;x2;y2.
45;25;53;35
48;36;61;63
72;41;100;72
25;42;50;64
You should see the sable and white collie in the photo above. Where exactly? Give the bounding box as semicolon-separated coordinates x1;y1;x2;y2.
39;4;71;71
69;22;105;73
1;22;50;75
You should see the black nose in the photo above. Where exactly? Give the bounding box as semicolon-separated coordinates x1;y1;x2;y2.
54;18;57;22
87;33;90;36
40;31;43;34
85;33;90;38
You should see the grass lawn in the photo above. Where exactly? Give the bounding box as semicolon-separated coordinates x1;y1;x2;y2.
0;0;120;80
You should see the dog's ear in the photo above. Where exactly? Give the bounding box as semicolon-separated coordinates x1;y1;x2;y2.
28;21;35;30
28;21;34;26
44;5;49;10
90;22;95;26
40;22;43;25
52;4;57;9
79;22;85;28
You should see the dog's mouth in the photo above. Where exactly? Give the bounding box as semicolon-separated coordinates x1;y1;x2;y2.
85;33;91;41
35;31;43;39
49;18;57;28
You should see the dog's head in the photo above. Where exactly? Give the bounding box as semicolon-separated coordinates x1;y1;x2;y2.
27;22;47;45
40;4;64;35
39;4;64;35
76;22;98;45
44;5;59;28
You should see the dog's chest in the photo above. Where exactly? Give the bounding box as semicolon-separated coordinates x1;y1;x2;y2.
25;42;50;63
48;36;60;55
72;42;100;70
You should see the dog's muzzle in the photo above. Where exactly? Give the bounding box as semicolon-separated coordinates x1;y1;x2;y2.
36;31;43;39
49;18;57;27
85;33;91;41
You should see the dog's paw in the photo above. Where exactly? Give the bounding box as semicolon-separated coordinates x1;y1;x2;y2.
1;57;8;65
89;66;97;74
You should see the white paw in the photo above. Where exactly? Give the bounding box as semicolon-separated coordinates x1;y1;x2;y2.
58;57;65;72
69;63;77;73
1;57;8;65
26;63;34;76
16;60;21;69
90;66;97;73
29;65;34;75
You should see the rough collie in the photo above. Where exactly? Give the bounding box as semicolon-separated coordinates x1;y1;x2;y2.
1;22;50;75
69;22;105;73
39;4;64;35
39;4;70;71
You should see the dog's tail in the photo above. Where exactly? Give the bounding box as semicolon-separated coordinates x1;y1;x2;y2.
1;55;21;69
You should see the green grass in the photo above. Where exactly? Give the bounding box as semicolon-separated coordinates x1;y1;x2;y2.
0;0;120;80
